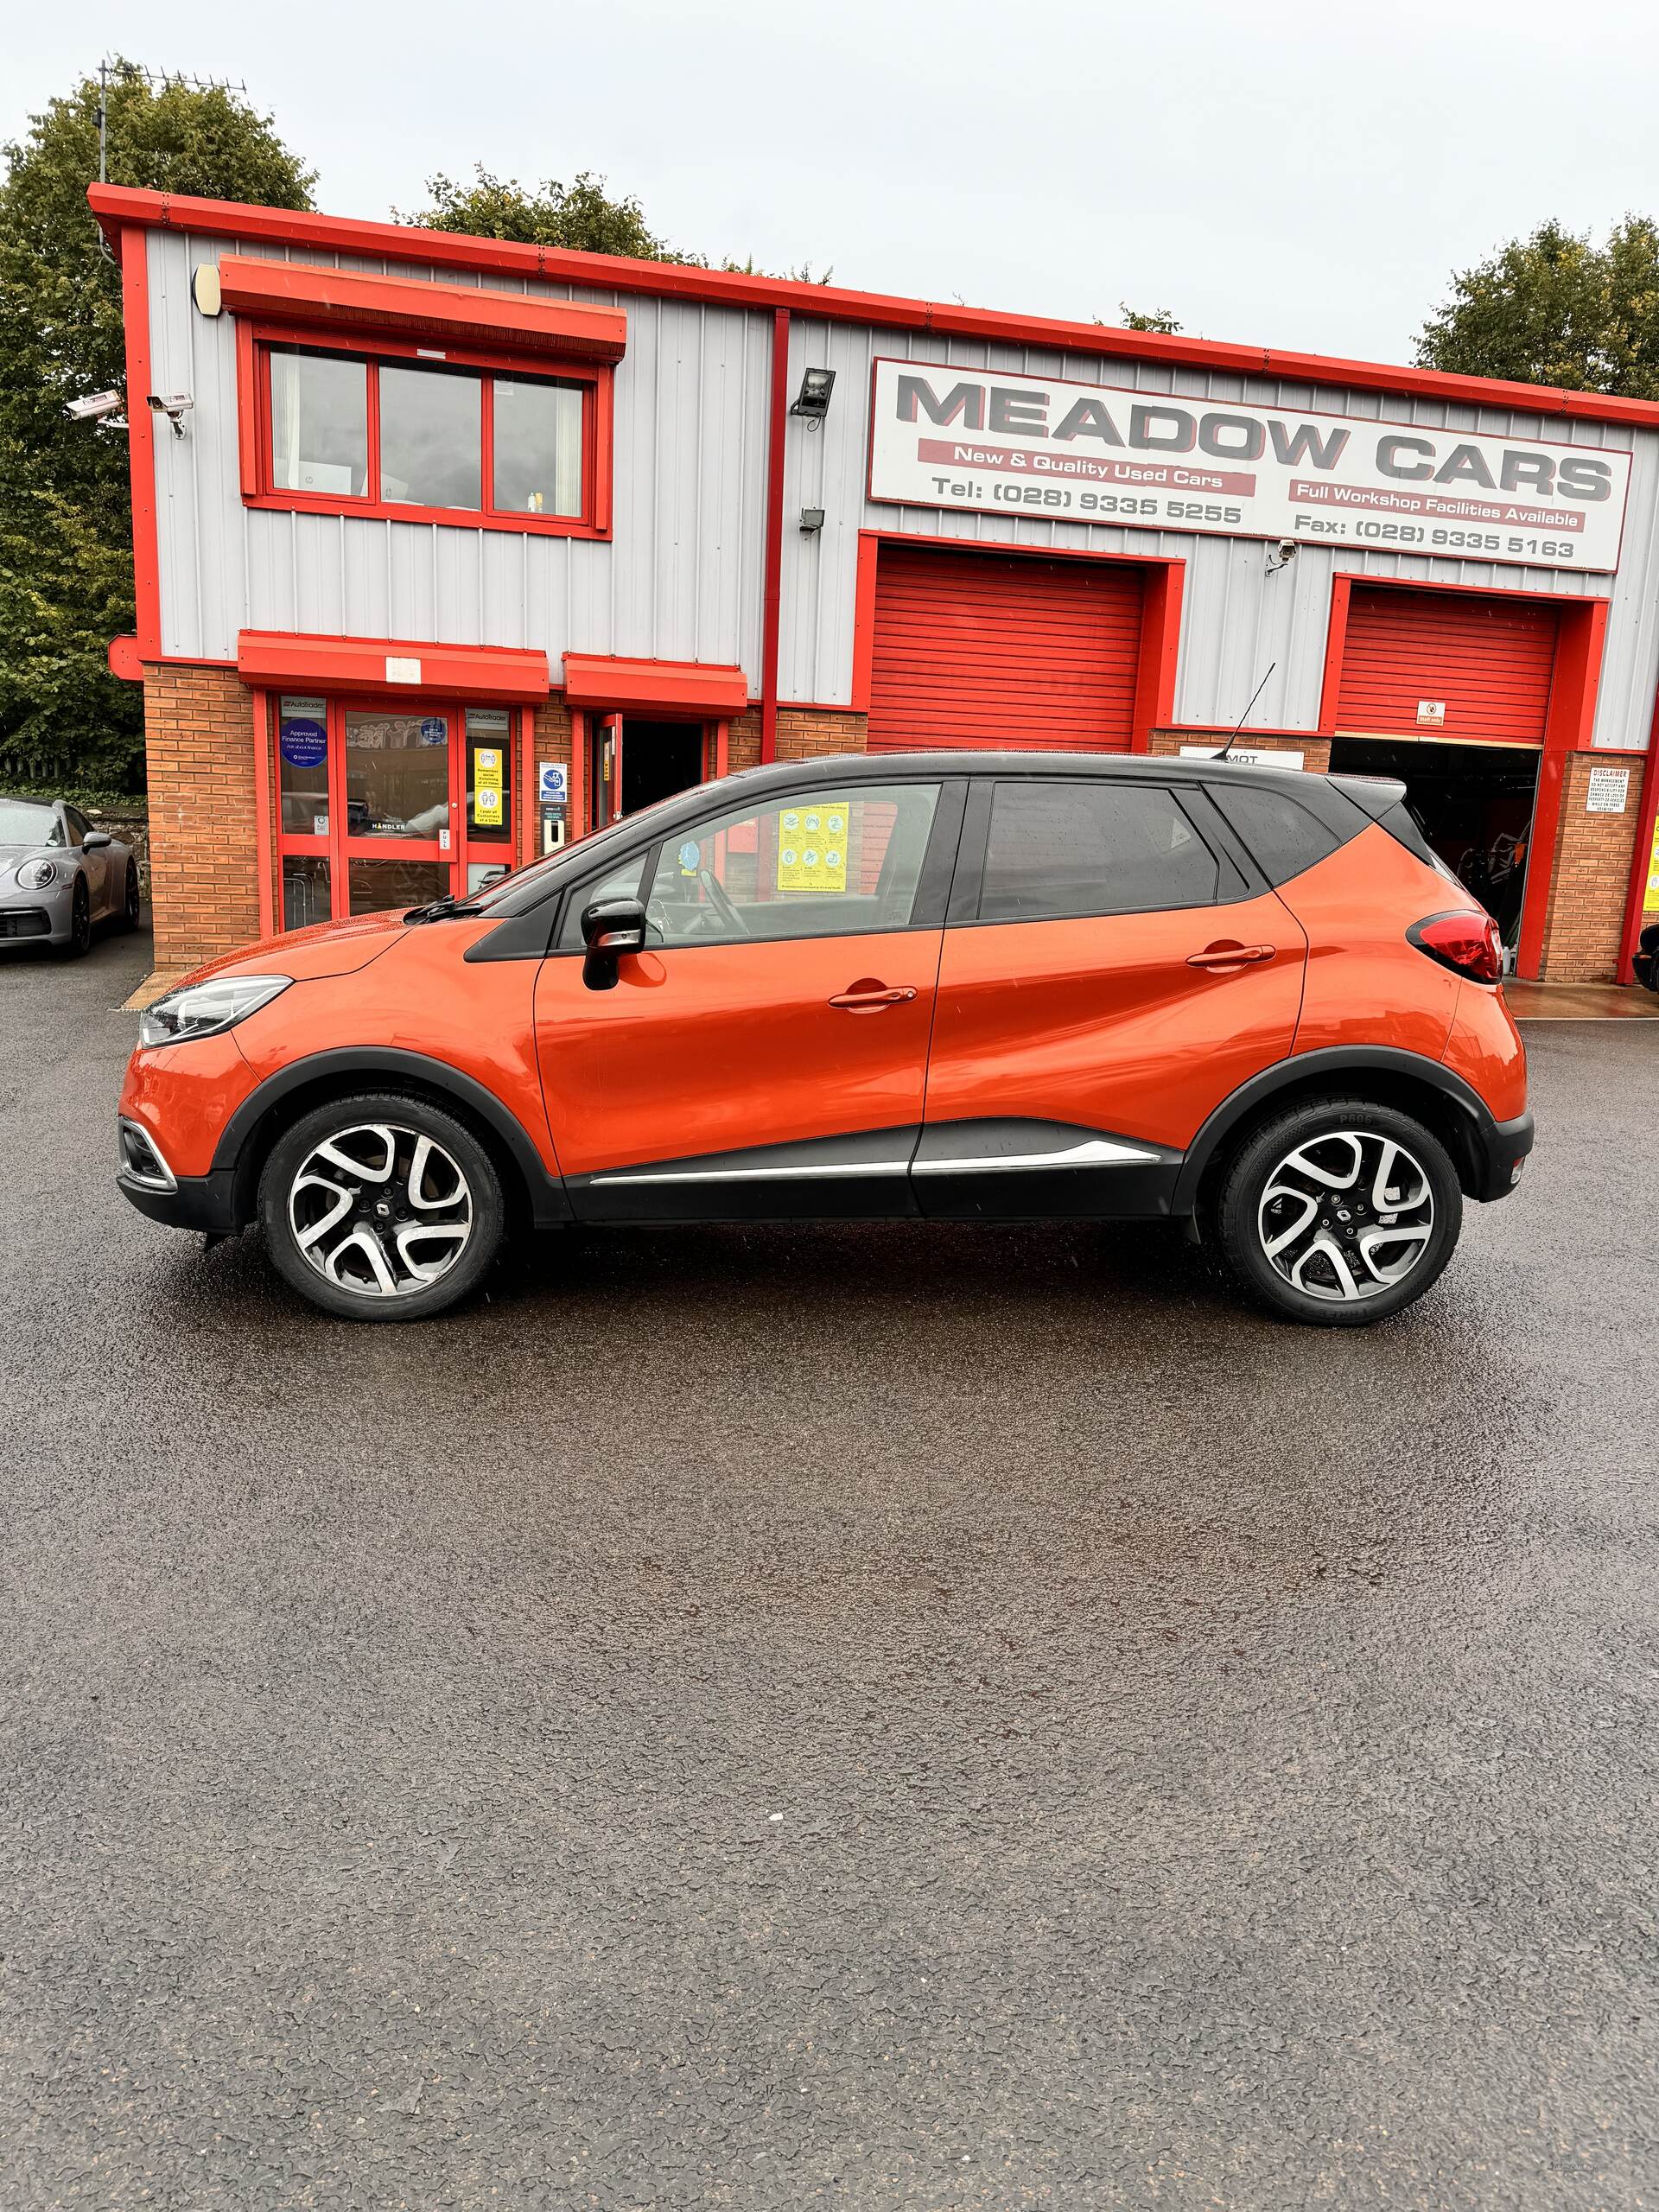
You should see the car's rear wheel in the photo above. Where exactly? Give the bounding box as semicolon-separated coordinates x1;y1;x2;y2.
258;1091;505;1322
1216;1096;1462;1326
119;861;141;931
62;876;92;958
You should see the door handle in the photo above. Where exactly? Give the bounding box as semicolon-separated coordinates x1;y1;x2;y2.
829;982;918;1011
1187;943;1277;969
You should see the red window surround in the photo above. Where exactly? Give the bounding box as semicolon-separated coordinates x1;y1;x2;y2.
234;321;614;540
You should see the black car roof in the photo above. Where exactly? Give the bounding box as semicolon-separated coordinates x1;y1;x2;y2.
485;746;1409;920
716;748;1406;823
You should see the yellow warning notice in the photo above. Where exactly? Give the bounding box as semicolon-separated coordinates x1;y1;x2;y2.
777;799;849;893
1645;814;1659;916
474;747;504;828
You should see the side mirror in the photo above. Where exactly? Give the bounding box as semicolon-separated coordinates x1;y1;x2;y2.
580;895;648;989
81;830;113;850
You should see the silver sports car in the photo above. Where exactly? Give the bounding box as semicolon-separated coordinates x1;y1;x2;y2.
0;794;140;956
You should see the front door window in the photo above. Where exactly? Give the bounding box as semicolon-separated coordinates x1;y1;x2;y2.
275;694;516;928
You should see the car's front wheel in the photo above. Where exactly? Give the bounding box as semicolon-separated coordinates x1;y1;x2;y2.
1216;1097;1462;1325
60;875;92;958
119;861;142;931
258;1091;505;1321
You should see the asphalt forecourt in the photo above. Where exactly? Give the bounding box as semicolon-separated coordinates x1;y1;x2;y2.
3;933;1656;2209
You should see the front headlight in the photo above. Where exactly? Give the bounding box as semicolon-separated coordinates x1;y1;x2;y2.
18;857;59;890
138;973;292;1047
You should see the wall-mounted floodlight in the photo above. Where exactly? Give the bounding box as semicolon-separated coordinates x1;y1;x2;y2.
65;390;124;422
800;507;826;535
147;392;194;439
791;367;836;427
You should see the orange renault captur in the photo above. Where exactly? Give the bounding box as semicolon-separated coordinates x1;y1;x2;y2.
117;753;1531;1325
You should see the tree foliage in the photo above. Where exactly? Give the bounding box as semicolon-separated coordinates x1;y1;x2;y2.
399;164;829;282
0;62;314;791
1415;217;1659;397
1119;305;1183;334
400;167;668;258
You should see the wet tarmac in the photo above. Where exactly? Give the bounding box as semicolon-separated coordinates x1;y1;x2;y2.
3;925;1656;2209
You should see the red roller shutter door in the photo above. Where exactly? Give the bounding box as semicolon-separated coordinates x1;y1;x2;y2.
1336;587;1560;747
867;543;1143;753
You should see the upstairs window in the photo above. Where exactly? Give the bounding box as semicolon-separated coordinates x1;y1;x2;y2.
252;332;607;536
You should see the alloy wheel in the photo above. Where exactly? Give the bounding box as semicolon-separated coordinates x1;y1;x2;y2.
286;1122;474;1299
1256;1129;1435;1304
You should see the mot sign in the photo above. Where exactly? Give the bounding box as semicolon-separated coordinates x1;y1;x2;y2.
868;359;1632;573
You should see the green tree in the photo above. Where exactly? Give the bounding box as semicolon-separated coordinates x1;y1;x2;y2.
0;61;315;791
399;164;829;283
399;166;670;258
1119;305;1183;334
1415;217;1659;397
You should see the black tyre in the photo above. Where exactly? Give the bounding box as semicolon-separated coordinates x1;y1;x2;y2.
1215;1096;1462;1326
119;861;142;931
62;876;92;958
258;1090;505;1322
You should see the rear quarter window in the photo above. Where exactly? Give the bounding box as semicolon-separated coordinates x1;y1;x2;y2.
1205;783;1343;887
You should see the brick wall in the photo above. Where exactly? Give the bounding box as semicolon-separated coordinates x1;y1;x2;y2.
528;698;575;861
775;708;868;761
1147;729;1332;772
1537;753;1647;983
142;664;259;969
727;707;762;772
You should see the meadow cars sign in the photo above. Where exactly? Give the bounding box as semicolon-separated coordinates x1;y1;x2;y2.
868;359;1631;572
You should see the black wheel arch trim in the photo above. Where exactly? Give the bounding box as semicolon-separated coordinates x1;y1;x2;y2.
1171;1046;1528;1214
211;1048;570;1228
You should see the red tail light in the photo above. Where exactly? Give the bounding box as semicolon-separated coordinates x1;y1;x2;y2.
1407;909;1503;984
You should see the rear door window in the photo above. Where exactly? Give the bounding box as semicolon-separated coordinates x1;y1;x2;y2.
977;780;1220;923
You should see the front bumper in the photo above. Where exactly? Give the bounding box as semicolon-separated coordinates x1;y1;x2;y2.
1470;1108;1534;1203
117;1166;241;1233
115;1113;240;1234
0;885;72;944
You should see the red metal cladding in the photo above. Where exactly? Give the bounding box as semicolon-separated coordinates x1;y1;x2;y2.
216;256;627;360
1336;587;1560;747
560;654;749;717
865;543;1143;753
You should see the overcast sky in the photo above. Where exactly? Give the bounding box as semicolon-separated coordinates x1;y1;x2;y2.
8;0;1658;364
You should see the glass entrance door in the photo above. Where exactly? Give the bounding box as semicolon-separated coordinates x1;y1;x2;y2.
276;694;516;929
343;702;452;915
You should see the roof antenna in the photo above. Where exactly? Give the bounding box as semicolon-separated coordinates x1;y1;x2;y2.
1213;660;1276;761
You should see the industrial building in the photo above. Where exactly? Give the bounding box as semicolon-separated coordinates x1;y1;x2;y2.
90;182;1659;982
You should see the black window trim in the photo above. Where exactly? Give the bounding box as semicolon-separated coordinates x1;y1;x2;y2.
949;772;1265;930
543;774;969;957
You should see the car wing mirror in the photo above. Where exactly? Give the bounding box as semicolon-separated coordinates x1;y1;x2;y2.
581;895;648;989
80;830;113;850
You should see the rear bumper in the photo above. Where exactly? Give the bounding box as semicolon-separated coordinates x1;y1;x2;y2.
1470;1109;1534;1203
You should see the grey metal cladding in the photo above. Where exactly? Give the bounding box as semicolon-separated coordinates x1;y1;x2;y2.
147;230;772;682
144;227;1659;753
777;315;1659;750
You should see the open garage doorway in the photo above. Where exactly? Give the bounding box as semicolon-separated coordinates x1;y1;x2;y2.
1330;737;1540;969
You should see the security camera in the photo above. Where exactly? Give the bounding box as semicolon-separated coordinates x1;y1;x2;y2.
146;392;194;437
65;389;124;422
1265;537;1299;574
